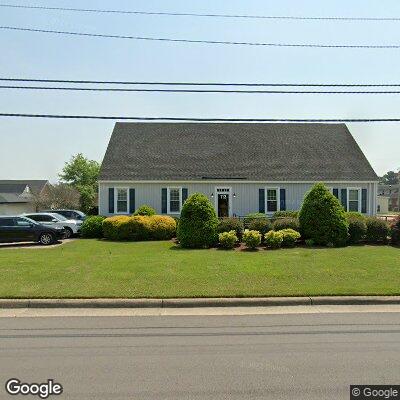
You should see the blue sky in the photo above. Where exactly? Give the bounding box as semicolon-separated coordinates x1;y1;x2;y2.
0;0;399;181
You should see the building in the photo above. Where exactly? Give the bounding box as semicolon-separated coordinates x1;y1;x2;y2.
0;180;49;215
98;123;379;217
378;184;400;212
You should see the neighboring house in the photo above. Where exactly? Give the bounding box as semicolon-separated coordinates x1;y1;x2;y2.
98;123;379;218
0;180;49;215
377;195;390;214
378;184;400;212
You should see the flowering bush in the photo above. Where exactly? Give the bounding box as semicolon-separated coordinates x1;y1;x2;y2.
218;230;238;249
243;229;262;249
264;230;284;249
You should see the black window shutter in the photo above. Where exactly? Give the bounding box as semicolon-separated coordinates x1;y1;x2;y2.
259;189;265;213
182;188;188;205
129;188;135;214
280;188;286;211
108;188;114;214
341;189;347;211
361;189;367;213
161;188;167;214
333;188;339;199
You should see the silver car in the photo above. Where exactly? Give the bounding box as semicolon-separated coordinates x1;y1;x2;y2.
22;212;82;239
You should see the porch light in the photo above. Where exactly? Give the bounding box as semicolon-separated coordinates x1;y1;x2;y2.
233;193;236;198
211;193;214;198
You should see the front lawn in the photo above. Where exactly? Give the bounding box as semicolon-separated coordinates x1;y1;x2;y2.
0;240;399;298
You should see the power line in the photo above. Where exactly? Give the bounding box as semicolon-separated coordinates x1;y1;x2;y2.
0;4;399;21
1;78;400;87
0;113;399;122
1;26;400;49
1;85;400;94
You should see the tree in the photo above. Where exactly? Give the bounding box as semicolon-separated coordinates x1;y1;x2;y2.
380;170;399;185
59;153;100;213
34;183;80;210
299;183;348;246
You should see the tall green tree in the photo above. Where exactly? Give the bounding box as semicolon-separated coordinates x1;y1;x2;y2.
380;170;399;185
59;153;100;213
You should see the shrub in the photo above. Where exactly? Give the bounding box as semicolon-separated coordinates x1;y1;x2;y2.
243;229;262;249
273;210;299;219
279;228;301;247
149;215;176;240
391;216;400;245
218;230;238;249
248;218;272;240
305;239;314;247
133;205;156;216
264;230;284;249
365;217;390;244
80;215;105;238
177;193;219;248
346;212;367;244
217;217;244;240
102;216;132;240
272;217;300;231
243;212;266;225
299;183;349;246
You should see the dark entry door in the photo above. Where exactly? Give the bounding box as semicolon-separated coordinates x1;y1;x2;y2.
217;194;229;218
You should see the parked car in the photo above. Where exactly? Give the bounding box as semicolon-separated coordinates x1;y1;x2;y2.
23;212;82;239
41;209;86;221
0;216;65;245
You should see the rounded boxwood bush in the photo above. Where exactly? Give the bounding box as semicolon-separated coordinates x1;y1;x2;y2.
133;205;156;216
264;230;284;249
272;217;300;232
243;229;262;249
365;217;390;244
149;215;176;240
217;217;244;240
299;183;349;246
391;216;400;245
346;212;367;244
218;230;238;249
279;228;301;247
102;216;132;240
177;193;219;248
248;218;273;240
80;215;105;238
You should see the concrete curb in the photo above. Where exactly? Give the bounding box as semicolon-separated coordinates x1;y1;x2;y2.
1;296;400;309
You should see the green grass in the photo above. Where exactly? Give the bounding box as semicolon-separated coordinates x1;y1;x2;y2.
0;240;399;298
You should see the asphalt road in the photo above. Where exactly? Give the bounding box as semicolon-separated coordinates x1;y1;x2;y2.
0;311;399;400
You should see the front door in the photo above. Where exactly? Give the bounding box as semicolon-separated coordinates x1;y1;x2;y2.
217;193;229;218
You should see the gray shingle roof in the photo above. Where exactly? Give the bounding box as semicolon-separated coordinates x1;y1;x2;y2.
99;123;378;182
0;180;48;195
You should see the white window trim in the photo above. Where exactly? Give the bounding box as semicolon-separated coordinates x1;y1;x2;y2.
347;187;361;213
265;186;280;214
167;187;182;214
214;187;232;217
114;187;129;214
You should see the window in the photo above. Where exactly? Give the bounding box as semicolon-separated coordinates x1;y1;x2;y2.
348;188;360;212
0;218;15;227
266;188;279;212
15;217;32;227
116;188;128;213
168;188;181;213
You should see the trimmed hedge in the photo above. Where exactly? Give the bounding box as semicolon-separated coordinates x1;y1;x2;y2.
248;218;272;241
80;215;105;238
273;211;299;219
243;229;262;249
365;217;390;244
177;193;219;248
218;230;238;249
102;215;175;241
133;205;156;216
243;212;266;225
346;212;367;244
391;216;400;245
217;217;244;240
272;217;300;231
299;183;349;246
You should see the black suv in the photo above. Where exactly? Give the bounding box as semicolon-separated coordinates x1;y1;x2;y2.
0;216;65;245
